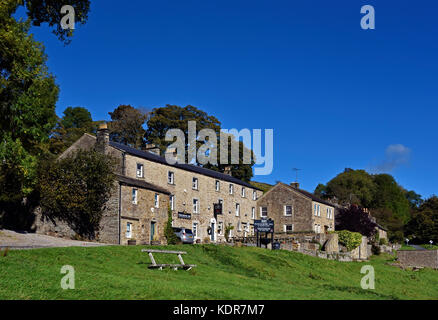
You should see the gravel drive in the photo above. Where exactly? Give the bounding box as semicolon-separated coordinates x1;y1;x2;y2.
0;229;109;249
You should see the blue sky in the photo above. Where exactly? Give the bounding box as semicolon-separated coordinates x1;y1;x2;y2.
26;0;438;198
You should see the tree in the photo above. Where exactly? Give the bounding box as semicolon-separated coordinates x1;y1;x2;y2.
146;105;255;182
335;205;377;238
38;150;116;239
404;190;424;209
325;169;376;207
405;196;438;243
108;105;148;148
0;2;59;202
371;174;411;224
48;106;100;155
314;183;328;198
371;207;404;243
23;0;90;44
164;207;179;245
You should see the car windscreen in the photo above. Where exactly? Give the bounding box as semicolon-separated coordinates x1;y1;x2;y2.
184;229;193;234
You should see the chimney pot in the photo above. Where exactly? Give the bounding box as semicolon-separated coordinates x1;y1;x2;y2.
290;182;300;189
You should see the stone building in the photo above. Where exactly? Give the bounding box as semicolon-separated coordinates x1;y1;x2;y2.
37;124;262;244
256;182;335;234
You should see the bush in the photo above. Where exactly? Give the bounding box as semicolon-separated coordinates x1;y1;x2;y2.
38;150;116;239
164;207;178;245
336;230;362;251
379;238;388;246
371;243;381;255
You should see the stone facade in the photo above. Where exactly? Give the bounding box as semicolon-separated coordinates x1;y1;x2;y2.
397;250;438;269
37;125;262;245
256;182;335;234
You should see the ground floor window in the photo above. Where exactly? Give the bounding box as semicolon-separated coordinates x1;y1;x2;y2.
284;224;293;232
218;221;224;235
314;224;321;233
192;222;199;239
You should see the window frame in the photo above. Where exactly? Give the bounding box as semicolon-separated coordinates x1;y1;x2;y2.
193;198;199;214
260;206;267;218
284;224;294;232
132;188;138;204
154;193;159;208
284;205;293;216
215;180;220;192
229;184;234;195
170;195;175;210
136;163;144;178
168;171;174;185
241;187;246;198
235;203;240;217
126;222;132;239
192;177;199;190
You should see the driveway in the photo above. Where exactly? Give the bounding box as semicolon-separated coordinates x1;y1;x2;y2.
409;244;426;250
0;229;109;249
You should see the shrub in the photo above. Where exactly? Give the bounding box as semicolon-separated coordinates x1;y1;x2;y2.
379;238;388;246
336;230;362;251
371;243;381;255
164;206;178;245
38;150;116;239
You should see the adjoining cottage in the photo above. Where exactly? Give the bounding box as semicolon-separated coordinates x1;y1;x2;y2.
36;124;262;244
256;182;335;234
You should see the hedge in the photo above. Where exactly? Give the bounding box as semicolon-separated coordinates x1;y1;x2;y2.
336;230;363;251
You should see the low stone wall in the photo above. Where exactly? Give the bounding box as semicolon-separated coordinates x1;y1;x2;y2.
397;250;438;269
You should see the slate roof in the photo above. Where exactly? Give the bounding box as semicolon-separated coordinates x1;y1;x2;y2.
280;182;335;207
109;141;261;190
116;174;171;195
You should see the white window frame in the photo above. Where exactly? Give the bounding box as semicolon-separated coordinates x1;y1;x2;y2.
260;207;267;218
192;222;199;239
154;193;159;208
253;190;257;201
218;221;224;235
251;207;255;219
318;205;321;217
132;188;138;204
136;163;144;178
284;205;293;216
168;171;174;184
193;198;199;214
215;180;220;192
241;187;245;198
170;195;175;210
284;224;294;232
192;177;198;190
126;222;132;239
238;221;242;231
229;184;233;195
235;203;240;217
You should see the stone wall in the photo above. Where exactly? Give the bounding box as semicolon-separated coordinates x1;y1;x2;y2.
256;184;314;233
397;250;438;269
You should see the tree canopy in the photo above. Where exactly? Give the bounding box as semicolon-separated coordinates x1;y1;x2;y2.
108;105;148;149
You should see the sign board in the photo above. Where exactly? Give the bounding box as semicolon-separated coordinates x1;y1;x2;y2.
214;203;222;215
254;219;274;233
178;212;191;220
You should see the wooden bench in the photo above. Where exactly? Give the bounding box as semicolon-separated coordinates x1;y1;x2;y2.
141;249;197;271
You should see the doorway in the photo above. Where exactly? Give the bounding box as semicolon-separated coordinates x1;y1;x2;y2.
150;221;156;242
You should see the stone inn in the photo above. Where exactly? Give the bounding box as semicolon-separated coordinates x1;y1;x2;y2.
36;124;263;245
256;182;335;234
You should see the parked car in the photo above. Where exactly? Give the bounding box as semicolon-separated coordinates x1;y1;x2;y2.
173;227;194;244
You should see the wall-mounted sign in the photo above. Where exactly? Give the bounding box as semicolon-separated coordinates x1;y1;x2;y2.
178;212;191;220
214;203;222;215
254;219;274;233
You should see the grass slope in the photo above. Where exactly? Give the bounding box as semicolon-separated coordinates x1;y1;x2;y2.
1;245;438;300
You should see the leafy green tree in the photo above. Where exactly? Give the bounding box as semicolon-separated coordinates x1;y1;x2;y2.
146;105;255;181
404;190;424;209
48;106;100;155
371;207;405;243
38;150;115;239
325;169;376;207
405;196;438;243
371;174;411;224
314;183;328;198
108;105;148;148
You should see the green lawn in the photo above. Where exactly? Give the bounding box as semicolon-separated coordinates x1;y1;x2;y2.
421;244;438;250
1;244;438;300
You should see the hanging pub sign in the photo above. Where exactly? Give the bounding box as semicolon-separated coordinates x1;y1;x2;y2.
178;212;191;220
254;219;274;233
214;203;222;215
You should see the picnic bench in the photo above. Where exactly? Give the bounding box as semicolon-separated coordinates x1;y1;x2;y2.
141;249;197;271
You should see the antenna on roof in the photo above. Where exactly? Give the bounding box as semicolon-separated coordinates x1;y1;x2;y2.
292;168;301;183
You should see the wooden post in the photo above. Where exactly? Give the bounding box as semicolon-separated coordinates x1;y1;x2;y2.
149;252;157;266
177;254;185;266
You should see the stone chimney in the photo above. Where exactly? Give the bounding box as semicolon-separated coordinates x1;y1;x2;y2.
290;182;300;189
145;143;161;156
96;122;109;154
224;166;232;176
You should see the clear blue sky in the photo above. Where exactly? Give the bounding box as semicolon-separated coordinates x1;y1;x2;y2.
27;0;438;198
